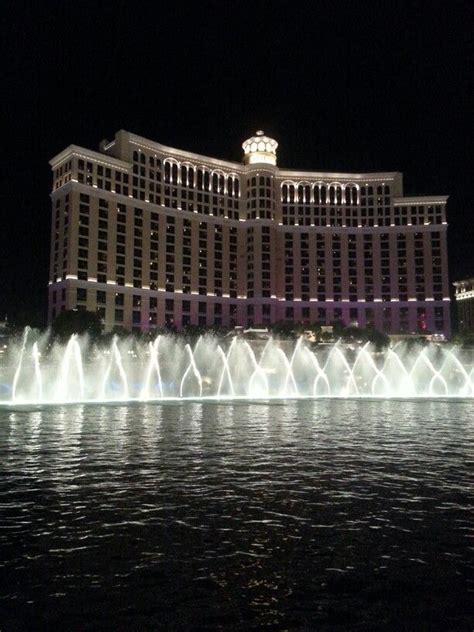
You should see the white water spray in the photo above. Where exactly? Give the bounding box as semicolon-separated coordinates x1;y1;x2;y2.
2;331;473;404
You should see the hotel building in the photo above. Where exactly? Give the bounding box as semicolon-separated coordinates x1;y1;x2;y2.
48;130;451;336
454;278;474;333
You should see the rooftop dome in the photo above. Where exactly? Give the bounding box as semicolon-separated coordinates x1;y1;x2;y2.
242;130;278;166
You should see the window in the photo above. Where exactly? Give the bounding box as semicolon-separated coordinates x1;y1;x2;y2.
77;288;87;302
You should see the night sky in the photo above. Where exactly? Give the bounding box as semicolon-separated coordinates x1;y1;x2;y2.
2;0;473;326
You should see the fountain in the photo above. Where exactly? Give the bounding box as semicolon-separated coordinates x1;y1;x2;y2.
1;330;473;405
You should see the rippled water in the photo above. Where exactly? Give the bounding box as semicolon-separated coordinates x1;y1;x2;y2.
1;400;473;631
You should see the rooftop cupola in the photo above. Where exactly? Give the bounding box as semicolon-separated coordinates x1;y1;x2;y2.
242;130;278;166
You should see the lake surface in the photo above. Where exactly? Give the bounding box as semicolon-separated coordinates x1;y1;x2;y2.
0;400;473;631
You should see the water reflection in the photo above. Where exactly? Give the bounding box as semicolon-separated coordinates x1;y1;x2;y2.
0;400;472;630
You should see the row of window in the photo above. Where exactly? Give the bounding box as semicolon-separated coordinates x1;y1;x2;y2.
282;183;391;206
281;205;445;227
133;151;241;195
59;288;445;333
54;158;445;234
52;215;445;302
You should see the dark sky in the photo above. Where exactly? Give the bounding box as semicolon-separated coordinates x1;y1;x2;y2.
2;0;473;325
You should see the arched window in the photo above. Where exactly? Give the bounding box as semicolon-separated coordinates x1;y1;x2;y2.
329;186;335;205
298;185;304;204
345;185;357;205
171;163;178;184
351;186;358;205
289;184;296;203
313;185;320;204
164;162;171;184
320;185;327;204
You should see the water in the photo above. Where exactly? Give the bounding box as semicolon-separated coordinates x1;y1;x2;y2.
1;400;473;630
2;331;474;403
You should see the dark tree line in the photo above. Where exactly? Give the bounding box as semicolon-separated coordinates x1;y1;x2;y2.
15;309;467;350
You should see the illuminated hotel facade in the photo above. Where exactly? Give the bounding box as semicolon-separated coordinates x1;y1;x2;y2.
454;278;474;333
48;130;451;336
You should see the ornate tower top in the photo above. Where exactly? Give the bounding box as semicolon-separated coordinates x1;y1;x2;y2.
242;130;278;166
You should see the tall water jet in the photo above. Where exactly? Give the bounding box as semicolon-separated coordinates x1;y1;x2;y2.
351;344;391;397
11;327;30;402
217;345;235;397
438;348;473;396
409;348;448;397
32;342;43;402
322;343;360;397
140;337;164;400
380;348;414;397
311;351;331;397
54;334;85;402
180;343;203;398
283;337;305;396
245;341;270;398
100;337;129;400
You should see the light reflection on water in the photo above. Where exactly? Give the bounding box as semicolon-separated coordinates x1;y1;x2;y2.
0;399;473;630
